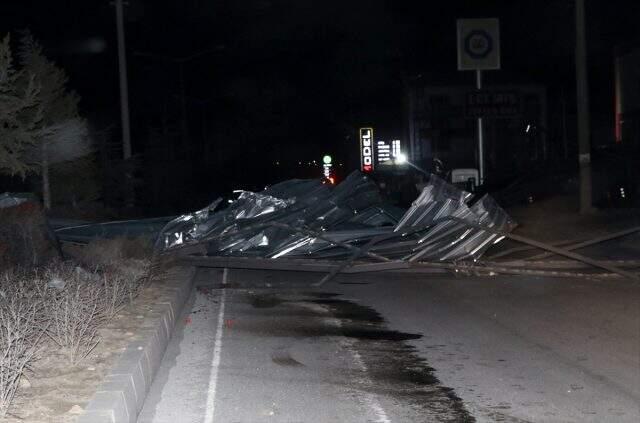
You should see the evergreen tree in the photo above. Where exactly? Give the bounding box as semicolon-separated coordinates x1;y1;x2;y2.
0;34;43;178
18;32;92;209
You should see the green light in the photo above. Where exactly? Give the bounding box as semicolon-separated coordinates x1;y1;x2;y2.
322;155;332;164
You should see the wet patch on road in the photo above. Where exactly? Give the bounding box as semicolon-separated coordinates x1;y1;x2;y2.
243;291;475;422
249;293;286;308
271;350;304;367
310;298;385;324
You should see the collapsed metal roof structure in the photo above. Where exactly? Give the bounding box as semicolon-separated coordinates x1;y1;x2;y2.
158;172;515;273
50;172;640;284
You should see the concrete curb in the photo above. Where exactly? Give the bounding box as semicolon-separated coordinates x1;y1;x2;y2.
78;265;196;423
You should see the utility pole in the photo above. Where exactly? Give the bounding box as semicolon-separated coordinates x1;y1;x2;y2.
575;0;593;213
178;61;189;149
114;0;132;160
476;69;485;185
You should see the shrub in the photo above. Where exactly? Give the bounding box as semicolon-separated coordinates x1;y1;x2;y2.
0;238;151;413
0;201;57;269
0;271;46;416
73;237;153;266
41;264;103;365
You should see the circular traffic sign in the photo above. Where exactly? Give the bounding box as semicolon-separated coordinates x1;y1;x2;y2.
464;29;493;59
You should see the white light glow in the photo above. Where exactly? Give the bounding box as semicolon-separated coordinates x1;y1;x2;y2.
395;153;407;164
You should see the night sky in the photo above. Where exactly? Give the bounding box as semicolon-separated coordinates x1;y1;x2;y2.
2;0;639;209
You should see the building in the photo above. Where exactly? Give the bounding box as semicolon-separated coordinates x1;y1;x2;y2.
405;82;547;187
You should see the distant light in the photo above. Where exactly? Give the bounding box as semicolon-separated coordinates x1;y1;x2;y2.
525;124;531;133
328;176;335;184
323;155;332;164
275;161;280;165
395;153;407;164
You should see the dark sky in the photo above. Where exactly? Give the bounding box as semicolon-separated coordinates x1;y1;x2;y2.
2;0;640;169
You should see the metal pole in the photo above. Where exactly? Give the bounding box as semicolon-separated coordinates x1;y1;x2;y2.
575;0;592;213
561;87;569;159
179;61;189;149
476;69;485;185
614;48;623;144
115;0;132;160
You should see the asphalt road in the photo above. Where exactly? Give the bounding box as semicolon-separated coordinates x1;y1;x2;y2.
138;267;640;423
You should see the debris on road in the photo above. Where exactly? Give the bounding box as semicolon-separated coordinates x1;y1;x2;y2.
158;171;515;262
158;172;640;283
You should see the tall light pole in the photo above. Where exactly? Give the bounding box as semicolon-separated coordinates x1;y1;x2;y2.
114;0;132;160
575;0;593;213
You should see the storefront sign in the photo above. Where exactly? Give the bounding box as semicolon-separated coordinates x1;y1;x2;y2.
359;128;374;173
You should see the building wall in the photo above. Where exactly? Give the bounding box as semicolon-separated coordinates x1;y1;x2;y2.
406;83;547;185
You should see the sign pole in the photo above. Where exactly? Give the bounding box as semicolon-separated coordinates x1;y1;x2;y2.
458;18;499;187
476;69;485;185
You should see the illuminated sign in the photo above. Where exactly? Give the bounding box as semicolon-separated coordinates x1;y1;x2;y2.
376;141;391;164
392;140;401;158
359;128;374;173
322;154;332;178
375;139;402;167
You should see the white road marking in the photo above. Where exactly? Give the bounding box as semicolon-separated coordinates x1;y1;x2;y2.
346;341;391;423
327;317;391;423
204;283;227;423
222;268;228;285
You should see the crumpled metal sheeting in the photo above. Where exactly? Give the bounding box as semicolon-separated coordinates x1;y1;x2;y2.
260;174;387;257
278;188;515;261
327;172;383;213
347;205;404;227
163;190;296;250
158;198;222;248
348;174;514;262
274;176;514;262
262;179;330;205
270;227;391;259
211;172;385;256
159;171;514;263
394;174;471;232
161;172;375;256
230;191;293;219
404;194;516;262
